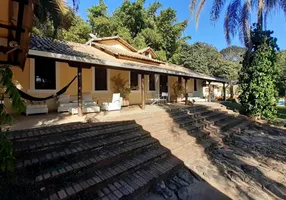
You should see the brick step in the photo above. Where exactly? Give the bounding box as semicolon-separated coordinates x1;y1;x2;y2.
200;137;222;149
33;136;159;187
14;123;142;155
42;145;171;200
16;129;149;170
85;156;183;200
166;105;204;114
188;130;211;140
216;116;245;131
10;121;134;141
207;113;230;125
201;110;227;118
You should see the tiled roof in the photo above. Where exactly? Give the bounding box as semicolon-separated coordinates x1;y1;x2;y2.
93;36;138;52
28;35;227;82
92;43;163;64
137;47;157;58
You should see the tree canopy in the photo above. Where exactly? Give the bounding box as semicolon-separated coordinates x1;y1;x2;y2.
87;0;190;62
239;25;280;118
189;0;286;45
178;42;242;80
220;46;246;62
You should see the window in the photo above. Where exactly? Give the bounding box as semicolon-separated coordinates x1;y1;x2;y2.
35;57;56;90
94;68;107;90
149;74;156;91
178;77;182;83
194;79;197;91
130;71;139;90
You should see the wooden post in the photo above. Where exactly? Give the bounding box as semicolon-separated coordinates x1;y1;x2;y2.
184;77;188;105
223;82;226;101
78;66;83;116
141;74;145;110
208;81;212;102
230;81;234;99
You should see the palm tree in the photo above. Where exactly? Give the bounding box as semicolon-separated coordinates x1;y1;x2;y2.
190;0;286;46
33;0;79;37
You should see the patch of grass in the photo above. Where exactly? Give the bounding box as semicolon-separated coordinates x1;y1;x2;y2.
277;106;286;119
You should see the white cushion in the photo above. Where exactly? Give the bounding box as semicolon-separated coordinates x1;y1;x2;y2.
58;94;70;103
26;104;48;109
83;94;93;102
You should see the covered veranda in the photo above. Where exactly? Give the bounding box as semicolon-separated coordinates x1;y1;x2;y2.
19;36;229;117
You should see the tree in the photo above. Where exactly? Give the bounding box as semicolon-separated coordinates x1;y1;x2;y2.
33;12;91;44
220;46;246;62
87;0;190;63
239;25;280;119
34;0;80;37
277;51;286;97
189;0;286;45
179;42;241;80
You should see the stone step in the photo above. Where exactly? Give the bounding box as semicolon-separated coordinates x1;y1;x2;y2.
207;113;230;125
33;136;159;187
16;129;149;169
43;145;172;200
87;156;183;200
14;123;142;155
11;121;134;141
216;116;246;131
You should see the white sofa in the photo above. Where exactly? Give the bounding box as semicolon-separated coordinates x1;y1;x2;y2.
57;94;100;115
26;104;48;116
57;95;77;113
57;94;99;113
101;93;122;111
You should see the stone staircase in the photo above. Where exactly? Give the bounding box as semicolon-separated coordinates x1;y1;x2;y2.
8;104;252;200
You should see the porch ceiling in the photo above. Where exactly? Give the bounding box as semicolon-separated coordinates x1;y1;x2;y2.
28;35;228;83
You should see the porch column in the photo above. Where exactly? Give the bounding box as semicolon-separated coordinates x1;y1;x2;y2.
184;77;188;105
230;81;234;99
208;81;212;102
77;66;83;116
141;73;145;110
223;82;226;101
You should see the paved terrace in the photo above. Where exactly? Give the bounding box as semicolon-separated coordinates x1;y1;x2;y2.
2;103;286;200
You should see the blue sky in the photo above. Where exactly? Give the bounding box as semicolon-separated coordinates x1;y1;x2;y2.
76;0;286;50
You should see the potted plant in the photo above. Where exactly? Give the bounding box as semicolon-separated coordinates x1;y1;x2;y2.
172;81;185;103
111;74;131;106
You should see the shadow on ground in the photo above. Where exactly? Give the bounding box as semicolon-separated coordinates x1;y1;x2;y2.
164;104;286;200
0;120;230;200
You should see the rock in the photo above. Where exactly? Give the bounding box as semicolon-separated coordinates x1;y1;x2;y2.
177;170;196;184
176;186;189;200
156;181;173;199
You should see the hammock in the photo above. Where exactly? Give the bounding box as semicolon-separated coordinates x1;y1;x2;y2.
17;75;78;102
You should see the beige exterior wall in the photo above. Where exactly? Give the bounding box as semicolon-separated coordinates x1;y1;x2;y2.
97;40;131;51
168;77;204;101
6;58;168;113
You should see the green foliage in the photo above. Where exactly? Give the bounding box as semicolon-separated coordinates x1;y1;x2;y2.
190;0;286;45
172;81;185;100
34;1;79;37
220;46;246;62
179;42;241;80
239;25;280;119
110;74;131;99
33;13;92;43
0;65;25;172
87;0;190;63
0;133;14;172
277;50;286;96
